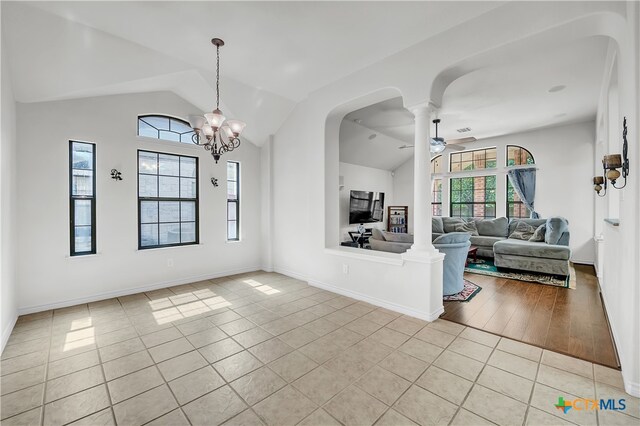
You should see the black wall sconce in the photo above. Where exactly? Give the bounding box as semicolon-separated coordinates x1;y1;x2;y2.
594;116;630;196
111;169;123;181
211;177;219;187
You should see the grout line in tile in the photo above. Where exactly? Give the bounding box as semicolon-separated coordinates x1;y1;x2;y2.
4;272;629;426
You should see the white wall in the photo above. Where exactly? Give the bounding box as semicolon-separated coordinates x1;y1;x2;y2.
270;1;632;326
1;37;19;351
339;162;393;241
15;91;262;313
595;1;640;397
393;121;597;264
392;158;414;234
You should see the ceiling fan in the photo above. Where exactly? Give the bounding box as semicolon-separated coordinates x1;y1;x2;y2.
397;119;474;152
430;119;467;153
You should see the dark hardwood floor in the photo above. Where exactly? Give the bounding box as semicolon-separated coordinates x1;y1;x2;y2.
442;264;620;369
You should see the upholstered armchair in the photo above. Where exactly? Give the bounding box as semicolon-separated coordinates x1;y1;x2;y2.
433;232;471;296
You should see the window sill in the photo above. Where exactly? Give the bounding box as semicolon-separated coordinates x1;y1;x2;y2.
66;253;101;259
136;243;202;252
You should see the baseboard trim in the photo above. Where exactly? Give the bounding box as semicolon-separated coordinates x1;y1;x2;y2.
598;288;640;397
625;381;640;398
273;266;442;321
1;313;18;354
571;259;594;265
17;265;262;316
272;267;309;283
308;278;442;322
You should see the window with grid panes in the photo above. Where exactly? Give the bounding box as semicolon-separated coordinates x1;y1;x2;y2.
450;175;496;218
449;148;497;172
138;151;198;249
70;141;96;255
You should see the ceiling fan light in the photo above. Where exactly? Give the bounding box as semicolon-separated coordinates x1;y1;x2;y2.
430;144;446;154
205;109;226;129
226;119;246;137
430;137;446;154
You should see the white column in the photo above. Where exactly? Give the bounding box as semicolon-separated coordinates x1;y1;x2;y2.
407;104;436;254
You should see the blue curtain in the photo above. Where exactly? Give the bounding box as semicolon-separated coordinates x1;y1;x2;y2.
507;168;539;219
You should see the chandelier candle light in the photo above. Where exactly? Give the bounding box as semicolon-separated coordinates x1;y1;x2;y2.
189;38;246;163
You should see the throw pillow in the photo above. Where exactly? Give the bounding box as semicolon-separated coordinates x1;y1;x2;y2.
432;217;444;234
475;217;509;237
371;228;385;241
529;224;546;242
509;221;536;240
545;217;569;245
443;217;466;233
451;221;479;236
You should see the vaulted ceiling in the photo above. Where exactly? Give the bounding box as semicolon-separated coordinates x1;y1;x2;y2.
340;36;609;170
1;1;503;146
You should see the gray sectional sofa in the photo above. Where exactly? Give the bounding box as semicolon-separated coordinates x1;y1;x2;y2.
433;217;571;276
369;217;572;276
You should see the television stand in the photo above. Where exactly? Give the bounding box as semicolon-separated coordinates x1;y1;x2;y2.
348;229;372;248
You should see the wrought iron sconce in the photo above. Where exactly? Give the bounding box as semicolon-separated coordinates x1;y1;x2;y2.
211;177;219;187
594;117;630;196
111;169;122;181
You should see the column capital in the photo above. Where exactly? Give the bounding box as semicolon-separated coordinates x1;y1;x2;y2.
408;101;438;117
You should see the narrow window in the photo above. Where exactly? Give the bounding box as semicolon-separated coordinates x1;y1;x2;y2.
70;141;96;255
431;178;442;216
450;175;496;218
227;161;240;241
138;150;198;249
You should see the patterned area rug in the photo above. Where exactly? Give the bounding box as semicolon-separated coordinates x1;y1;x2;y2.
443;279;482;302
465;258;576;289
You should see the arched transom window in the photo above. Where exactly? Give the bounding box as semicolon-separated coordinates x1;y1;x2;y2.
138;115;195;144
507;145;535;166
431;155;443;174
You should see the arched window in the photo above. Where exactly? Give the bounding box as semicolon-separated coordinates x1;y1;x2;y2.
431;155;443;174
507;145;534;166
506;145;535;218
138;115;195;144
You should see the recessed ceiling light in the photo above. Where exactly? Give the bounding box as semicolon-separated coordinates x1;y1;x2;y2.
548;85;567;93
368;134;377;140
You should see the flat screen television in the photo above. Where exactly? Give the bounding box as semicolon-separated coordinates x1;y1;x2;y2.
349;190;385;224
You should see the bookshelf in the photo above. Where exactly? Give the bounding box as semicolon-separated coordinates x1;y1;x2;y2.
387;206;408;233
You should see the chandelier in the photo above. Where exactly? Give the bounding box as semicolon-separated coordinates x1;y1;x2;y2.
188;38;246;163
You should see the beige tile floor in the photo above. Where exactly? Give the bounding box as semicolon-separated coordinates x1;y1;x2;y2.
1;271;638;426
